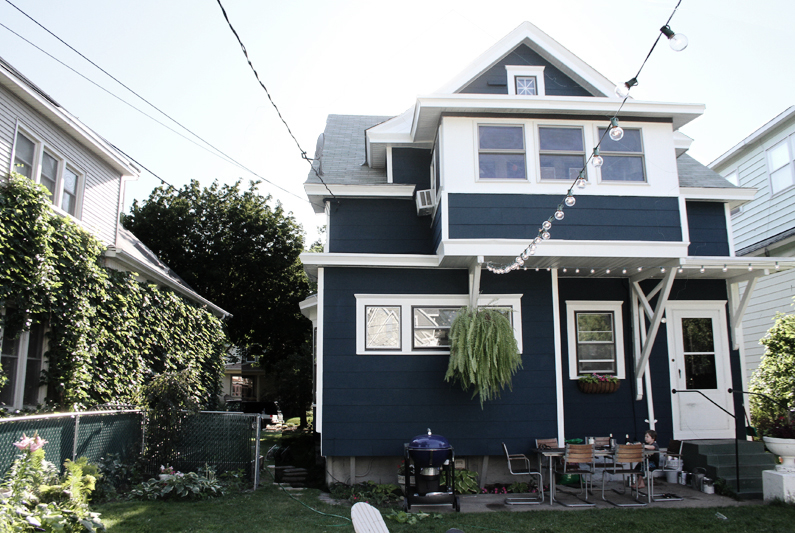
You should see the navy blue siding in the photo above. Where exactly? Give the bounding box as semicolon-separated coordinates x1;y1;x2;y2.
687;201;730;256
321;267;556;457
460;44;592;97
449;194;682;242
392;148;431;188
328;199;434;254
431;197;443;252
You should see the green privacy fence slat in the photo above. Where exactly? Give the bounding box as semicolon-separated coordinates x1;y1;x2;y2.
141;412;259;479
0;411;259;481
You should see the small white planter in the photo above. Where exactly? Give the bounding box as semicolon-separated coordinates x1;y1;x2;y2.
763;437;795;472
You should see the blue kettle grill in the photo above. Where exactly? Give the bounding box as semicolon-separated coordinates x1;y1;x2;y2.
403;429;460;511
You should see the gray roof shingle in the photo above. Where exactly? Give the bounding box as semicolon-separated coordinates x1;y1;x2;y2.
677;153;736;188
306;114;391;185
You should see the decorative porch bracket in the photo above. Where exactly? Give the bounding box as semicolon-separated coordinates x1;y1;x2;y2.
469;256;484;309
630;268;677;400
726;269;766;350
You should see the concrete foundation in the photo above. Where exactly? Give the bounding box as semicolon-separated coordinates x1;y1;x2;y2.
763;470;795;503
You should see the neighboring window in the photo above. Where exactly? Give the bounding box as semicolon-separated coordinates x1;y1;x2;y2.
538;127;586;181
413;307;458;349
231;376;254;399
11;127;84;218
0;321;45;408
506;65;545;96
478;125;526;180
767;137;794;195
724;170;739;186
566;301;625;379
597;128;645;182
366;306;401;350
356;295;522;355
515;76;537;95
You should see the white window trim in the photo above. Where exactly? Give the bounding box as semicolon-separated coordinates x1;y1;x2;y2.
506;65;546;96
767;135;795;196
566;300;625;380
0;309;48;409
11;123;86;219
355;294;523;355
593;124;648;185
476;123;528;182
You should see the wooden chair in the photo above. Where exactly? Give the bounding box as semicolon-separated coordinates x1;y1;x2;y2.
600;443;646;507
502;443;544;504
551;443;595;506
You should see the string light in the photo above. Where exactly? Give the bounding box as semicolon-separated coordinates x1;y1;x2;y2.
748;264;753;272
483;0;687;275
722;265;728;272
660;24;688;51
700;266;705;273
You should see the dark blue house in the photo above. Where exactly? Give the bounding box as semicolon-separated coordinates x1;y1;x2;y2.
299;22;781;486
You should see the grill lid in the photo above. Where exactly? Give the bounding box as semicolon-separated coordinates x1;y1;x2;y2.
408;428;451;450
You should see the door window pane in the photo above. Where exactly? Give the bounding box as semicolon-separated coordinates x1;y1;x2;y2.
366;306;401;350
681;317;718;390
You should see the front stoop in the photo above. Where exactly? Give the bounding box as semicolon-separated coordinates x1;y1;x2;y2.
681;439;777;499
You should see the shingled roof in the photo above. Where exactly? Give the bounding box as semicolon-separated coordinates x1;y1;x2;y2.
676;153;736;188
305;114;391;185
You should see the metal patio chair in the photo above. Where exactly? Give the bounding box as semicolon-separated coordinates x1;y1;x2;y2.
502;443;544;504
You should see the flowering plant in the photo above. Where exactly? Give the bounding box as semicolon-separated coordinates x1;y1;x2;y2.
578;373;619;384
160;465;177;475
758;414;795;439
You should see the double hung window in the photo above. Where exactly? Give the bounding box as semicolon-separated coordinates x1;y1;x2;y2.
0;321;45;408
12;129;83;217
538;127;586;181
566;301;625;379
597;128;645;182
478;125;526;180
767;136;795;195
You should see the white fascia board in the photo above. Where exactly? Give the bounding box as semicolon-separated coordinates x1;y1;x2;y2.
299;294;317;320
436;21;616;97
104;248;231;317
710;106;795;169
304;183;416;213
300;252;440;269
412;95;704;141
440;239;689;259
680;186;757;208
673;131;694;157
0;67;139;178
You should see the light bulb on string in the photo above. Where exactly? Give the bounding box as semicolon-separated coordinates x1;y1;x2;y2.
534;236;542;245
529;244;537;254
542;220;552;230
722;265;728;273
565;194;576;207
555;205;565;220
700;266;705;273
576;175;587;189
615;77;638;98
660;25;688;51
606;268;611;274
591;148;603;168
609;118;624;141
542;231;551;240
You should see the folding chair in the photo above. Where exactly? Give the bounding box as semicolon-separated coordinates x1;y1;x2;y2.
551;443;595;506
501;443;544;504
600;443;647;507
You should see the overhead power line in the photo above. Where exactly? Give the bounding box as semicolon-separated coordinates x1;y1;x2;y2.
3;0;310;203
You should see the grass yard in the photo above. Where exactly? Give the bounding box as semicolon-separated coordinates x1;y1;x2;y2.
96;483;795;533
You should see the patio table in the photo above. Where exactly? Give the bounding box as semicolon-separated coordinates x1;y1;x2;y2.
531;446;656;506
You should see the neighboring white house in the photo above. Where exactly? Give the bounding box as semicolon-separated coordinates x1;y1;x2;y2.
710;106;795;390
0;56;229;409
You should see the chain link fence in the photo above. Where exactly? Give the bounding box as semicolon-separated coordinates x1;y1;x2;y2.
0;410;263;486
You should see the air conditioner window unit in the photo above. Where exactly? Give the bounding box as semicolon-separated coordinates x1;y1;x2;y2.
415;189;435;216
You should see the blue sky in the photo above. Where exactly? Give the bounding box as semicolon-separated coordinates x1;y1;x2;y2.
1;0;792;244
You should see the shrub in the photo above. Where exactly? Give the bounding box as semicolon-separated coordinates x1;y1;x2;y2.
128;466;224;501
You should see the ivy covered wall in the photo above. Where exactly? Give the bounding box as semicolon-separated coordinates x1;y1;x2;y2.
0;174;227;409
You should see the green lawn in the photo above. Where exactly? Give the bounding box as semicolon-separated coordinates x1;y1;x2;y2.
96;484;795;533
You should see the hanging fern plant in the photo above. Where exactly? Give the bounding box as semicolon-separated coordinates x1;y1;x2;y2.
444;307;522;408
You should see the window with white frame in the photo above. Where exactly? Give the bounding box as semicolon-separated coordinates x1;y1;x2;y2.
538;126;586;181
566;301;625;379
356;294;523;355
506;66;546;96
12;129;84;218
767;136;795;195
478;125;526;180
0;319;46;408
597;127;645;182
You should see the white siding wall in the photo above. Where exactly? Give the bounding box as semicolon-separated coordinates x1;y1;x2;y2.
440;116;680;198
0;85;121;246
723;120;795;252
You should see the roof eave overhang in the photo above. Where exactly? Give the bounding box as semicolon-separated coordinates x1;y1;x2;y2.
299;252;441;279
680;186;757;209
104;248;231;318
303;183;417;213
0;67;139;178
710;106;795;169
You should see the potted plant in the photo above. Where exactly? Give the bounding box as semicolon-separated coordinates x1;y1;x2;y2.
759;416;795;472
444;307;522;408
577;373;620;394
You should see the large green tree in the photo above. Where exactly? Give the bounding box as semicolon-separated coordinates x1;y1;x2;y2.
123;180;313;418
